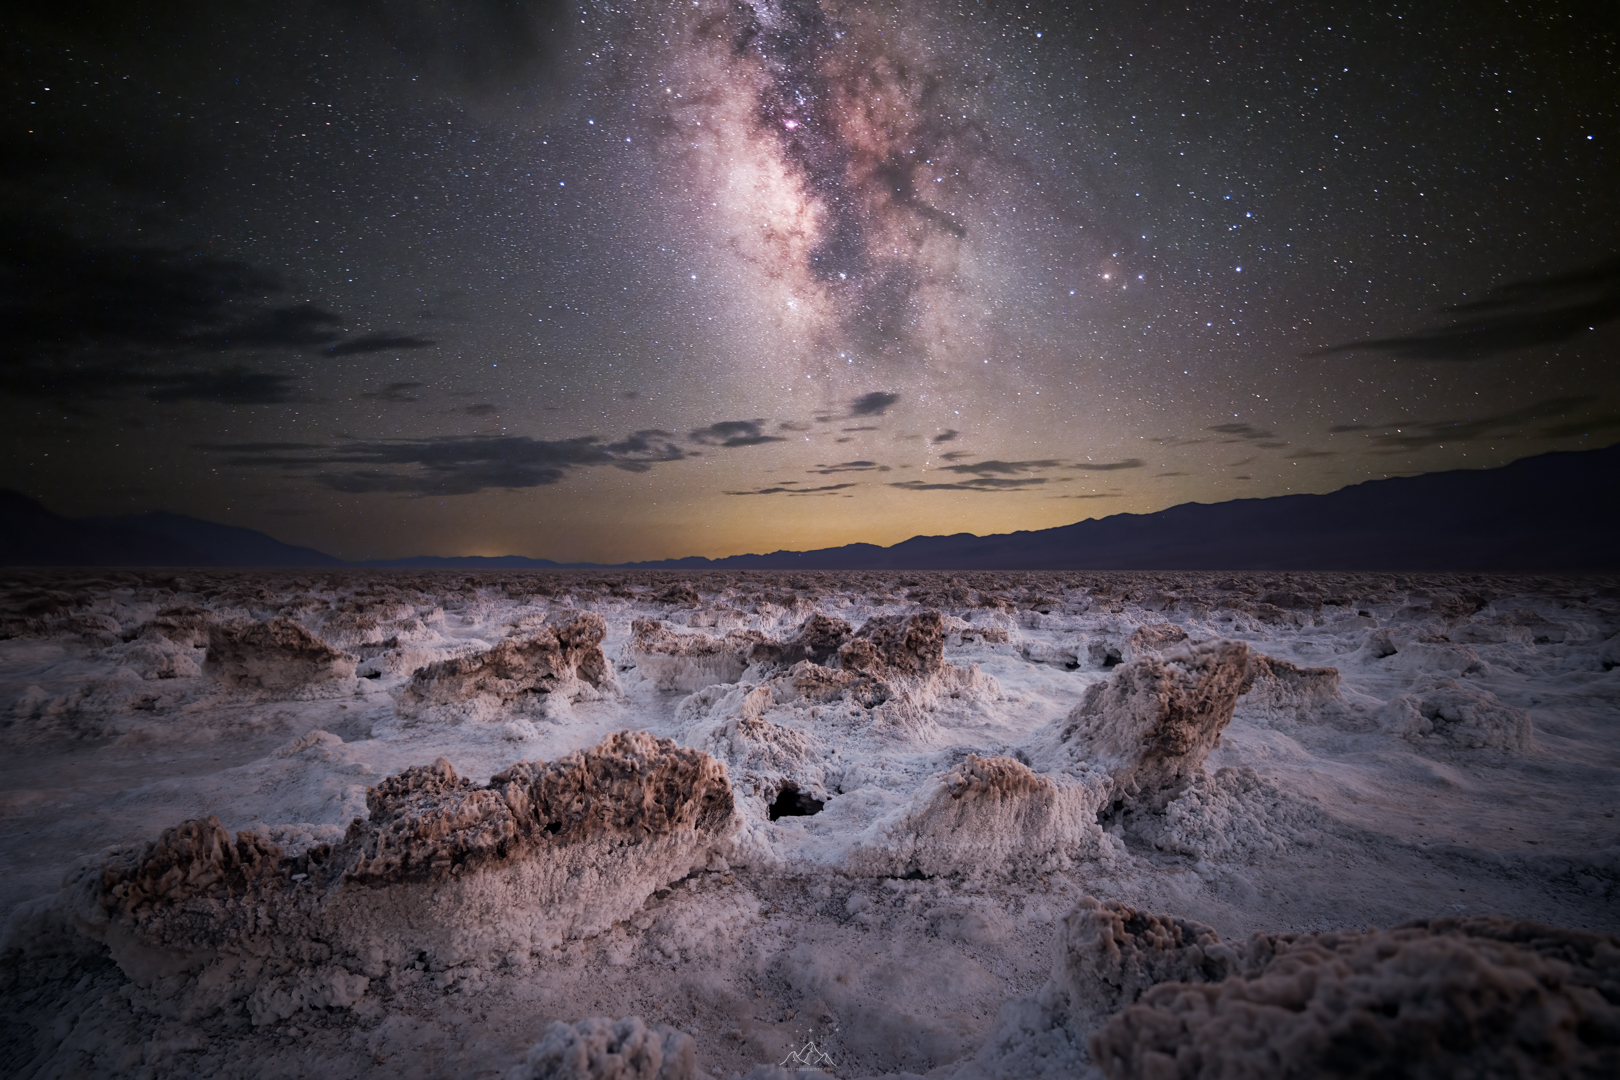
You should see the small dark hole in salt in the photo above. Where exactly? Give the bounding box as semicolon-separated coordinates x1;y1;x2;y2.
768;783;824;821
543;821;562;835
1102;651;1122;669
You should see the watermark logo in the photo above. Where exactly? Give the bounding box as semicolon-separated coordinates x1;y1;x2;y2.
780;1033;837;1073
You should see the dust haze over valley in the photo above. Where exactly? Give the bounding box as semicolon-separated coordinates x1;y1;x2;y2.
2;568;1618;1078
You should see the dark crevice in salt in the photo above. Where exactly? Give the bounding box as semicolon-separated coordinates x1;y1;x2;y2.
768;783;824;821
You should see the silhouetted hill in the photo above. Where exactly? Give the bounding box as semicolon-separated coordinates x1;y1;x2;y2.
616;444;1620;571
6;444;1618;569
83;512;345;567
358;554;566;569
0;492;215;566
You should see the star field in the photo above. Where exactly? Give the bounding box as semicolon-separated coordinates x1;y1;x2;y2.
3;0;1616;561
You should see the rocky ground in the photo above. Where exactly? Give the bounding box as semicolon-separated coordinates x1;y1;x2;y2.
1;569;1617;1078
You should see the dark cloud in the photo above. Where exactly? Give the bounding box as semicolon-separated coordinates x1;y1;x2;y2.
932;429;958;443
841;425;880;432
1316;255;1620;361
1050;493;1123;499
362;382;424;403
890;477;1053;492
807;460;890;475
621;390;640;399
724;482;858;496
848;391;900;417
1154;471;1189;477
326;0;580;96
0;223;430;405
1329;396;1595;452
195;441;327;453
778;420;811;431
143;367;301;404
324;333;436;357
459;403;500;417
215;428;686;494
1071;458;1145;471
939;459;1063;476
938;451;975;461
1538;413;1620;439
688;420;787;447
1207;423;1280;444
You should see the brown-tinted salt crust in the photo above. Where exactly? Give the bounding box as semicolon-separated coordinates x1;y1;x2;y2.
1090;915;1620;1080
404;611;610;704
837;610;947;679
205;617;357;687
1059;639;1254;810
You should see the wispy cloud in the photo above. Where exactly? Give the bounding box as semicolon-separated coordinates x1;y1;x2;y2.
849;391;901;416
0;225;433;406
688;420;787;447
724;482;859;497
1208;424;1286;448
807;460;890;475
1071;458;1145;470
1329;396;1594;451
891;477;1056;492
939;459;1063;476
208;429;687;494
361;381;424;403
1315;255;1620;361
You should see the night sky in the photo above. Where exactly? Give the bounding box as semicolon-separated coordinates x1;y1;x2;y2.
4;1;1617;563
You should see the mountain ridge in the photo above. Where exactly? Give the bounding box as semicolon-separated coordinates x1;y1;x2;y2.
3;444;1617;570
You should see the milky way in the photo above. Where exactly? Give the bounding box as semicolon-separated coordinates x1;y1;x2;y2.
3;1;1616;560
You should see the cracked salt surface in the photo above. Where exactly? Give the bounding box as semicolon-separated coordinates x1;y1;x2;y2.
1;569;1617;1078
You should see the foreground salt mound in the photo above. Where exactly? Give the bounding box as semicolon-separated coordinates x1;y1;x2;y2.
512;1015;698;1080
629;619;769;691
1382;673;1533;750
1090;915;1620;1079
29;731;734;1025
402;611;614;708
965;896;1620;1079
847;638;1255;878
676;610;1000;740
205;617;358;691
842;755;1107;879
826;610;1001;713
1032;638;1253;811
1237;653;1344;725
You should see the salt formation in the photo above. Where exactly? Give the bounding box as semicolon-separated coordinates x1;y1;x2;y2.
1236;653;1343;725
512;1016;698;1080
404;611;613;706
205;617;358;689
842;754;1104;879
630;620;769;691
969;896;1620;1079
1034;639;1253;810
41;731;734;1026
1381;673;1533;750
1090;914;1620;1079
1;568;1616;1078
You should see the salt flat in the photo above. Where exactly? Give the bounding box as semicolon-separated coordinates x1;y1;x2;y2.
2;569;1617;1079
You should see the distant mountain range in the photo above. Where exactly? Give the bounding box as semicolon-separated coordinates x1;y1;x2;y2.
4;444;1618;570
